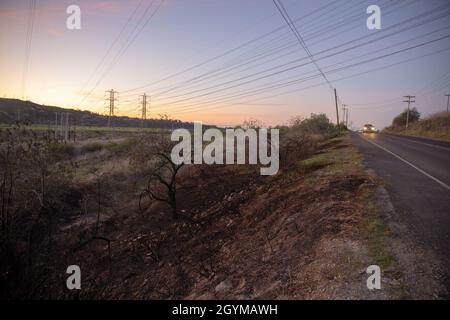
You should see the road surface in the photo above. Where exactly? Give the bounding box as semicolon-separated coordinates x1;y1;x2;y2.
352;132;450;293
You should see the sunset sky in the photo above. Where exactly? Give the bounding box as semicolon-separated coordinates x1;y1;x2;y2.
1;0;449;128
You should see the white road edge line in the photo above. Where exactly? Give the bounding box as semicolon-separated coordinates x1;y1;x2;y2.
361;135;450;191
384;134;450;151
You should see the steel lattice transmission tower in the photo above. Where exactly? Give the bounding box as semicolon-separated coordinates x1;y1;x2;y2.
141;93;149;129
105;89;118;127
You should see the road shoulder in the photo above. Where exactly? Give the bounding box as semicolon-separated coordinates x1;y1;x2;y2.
351;133;449;299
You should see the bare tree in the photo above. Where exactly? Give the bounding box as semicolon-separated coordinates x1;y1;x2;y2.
132;133;185;220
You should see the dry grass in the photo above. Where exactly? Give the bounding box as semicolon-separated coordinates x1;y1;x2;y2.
385;111;450;140
2;122;403;299
61;134;398;299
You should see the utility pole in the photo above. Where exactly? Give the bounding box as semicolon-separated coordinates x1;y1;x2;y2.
334;88;340;133
106;89;118;127
346;106;349;128
54;112;58;139
341;107;346;127
60;112;64;141
445;94;450;113
140;93;148;129
341;104;349;128
65;113;69;142
73;120;77;142
403;95;415;130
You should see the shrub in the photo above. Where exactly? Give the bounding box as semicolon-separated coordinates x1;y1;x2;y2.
392;107;420;127
80;142;103;154
0;126;75;298
279;132;317;169
290;113;338;138
48;141;76;160
279;114;338;170
105;137;139;156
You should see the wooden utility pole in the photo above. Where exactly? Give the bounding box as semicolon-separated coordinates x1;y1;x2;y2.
341;107;346;127
341;104;349;128
445;94;450;113
346;106;349;128
334;88;340;133
403;95;415;130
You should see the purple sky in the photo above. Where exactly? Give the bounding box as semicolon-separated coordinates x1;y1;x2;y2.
1;0;449;128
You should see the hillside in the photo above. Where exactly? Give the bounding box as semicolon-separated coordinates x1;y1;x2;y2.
0;98;193;129
384;111;450;141
1;110;412;299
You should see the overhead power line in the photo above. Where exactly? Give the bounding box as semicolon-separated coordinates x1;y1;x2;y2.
127;2;428;99
78;0;164;108
21;0;37;100
124;2;428;107
135;0;403;101
120;0;416;104
150;26;450;111
169;46;450;116
164;38;450;115
76;0;145;106
272;0;335;93
120;0;350;95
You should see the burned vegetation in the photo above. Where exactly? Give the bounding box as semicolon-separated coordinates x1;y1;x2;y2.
0;114;373;299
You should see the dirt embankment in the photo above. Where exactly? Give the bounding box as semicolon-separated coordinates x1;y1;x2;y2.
63;135;409;299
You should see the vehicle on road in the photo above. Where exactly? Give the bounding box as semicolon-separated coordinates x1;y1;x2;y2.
362;124;378;133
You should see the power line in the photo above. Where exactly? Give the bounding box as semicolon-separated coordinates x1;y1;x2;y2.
167;43;450;116
250;47;450;113
76;0;447;121
350;66;450;109
119;0;351;95
149;0;443;105
272;0;335;93
161;44;450;116
119;0;415;106
139;0;402;101
79;0;164;108
152;29;450;111
132;0;352;101
21;0;37;100
76;0;145;107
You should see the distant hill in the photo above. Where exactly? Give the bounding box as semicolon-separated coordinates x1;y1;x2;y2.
0;98;194;129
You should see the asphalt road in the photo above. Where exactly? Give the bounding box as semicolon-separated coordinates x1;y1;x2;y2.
352;132;450;291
